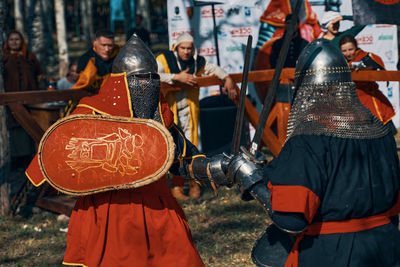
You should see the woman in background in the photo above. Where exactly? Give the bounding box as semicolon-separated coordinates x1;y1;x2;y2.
3;30;44;167
3;30;43;92
340;34;396;133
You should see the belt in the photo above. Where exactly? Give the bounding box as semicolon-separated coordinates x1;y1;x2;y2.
284;192;400;267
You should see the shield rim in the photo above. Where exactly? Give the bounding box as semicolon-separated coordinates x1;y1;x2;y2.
37;114;175;195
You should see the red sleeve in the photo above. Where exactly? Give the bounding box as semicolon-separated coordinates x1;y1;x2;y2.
25;154;46;187
268;182;321;223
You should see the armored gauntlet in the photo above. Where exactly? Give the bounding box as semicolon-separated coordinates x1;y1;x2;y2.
226;151;272;214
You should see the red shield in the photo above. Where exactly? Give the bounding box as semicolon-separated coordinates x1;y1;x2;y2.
38;114;175;195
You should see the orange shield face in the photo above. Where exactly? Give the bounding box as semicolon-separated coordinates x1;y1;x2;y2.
38;114;175;195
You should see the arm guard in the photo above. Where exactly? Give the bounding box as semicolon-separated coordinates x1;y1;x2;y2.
187;156;209;180
188;155;234;187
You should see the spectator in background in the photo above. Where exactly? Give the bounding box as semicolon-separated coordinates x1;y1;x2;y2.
156;32;236;200
319;11;343;41
339;34;396;133
253;3;321;103
73;29;119;91
65;30;119;115
319;10;365;47
3;30;44;92
128;14;151;46
57;61;79;90
3;30;44;168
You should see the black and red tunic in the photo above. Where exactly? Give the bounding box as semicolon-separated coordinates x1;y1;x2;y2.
266;134;400;266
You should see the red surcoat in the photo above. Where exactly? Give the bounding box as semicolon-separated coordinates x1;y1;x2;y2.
26;73;204;267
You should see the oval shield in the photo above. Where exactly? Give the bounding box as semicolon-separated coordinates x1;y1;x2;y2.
38;114;175;195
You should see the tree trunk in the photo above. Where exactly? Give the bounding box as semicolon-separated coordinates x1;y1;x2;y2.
26;0;55;76
27;0;45;65
74;0;80;40
0;0;11;216
87;0;94;41
80;0;94;47
54;0;69;78
137;0;151;31
123;0;133;40
40;0;56;72
14;0;24;35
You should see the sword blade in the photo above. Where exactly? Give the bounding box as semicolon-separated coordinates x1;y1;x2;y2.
231;35;253;155
249;0;303;155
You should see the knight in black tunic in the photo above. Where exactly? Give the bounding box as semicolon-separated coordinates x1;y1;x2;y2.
212;38;400;266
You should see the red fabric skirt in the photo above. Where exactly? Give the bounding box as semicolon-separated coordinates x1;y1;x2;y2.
63;177;204;267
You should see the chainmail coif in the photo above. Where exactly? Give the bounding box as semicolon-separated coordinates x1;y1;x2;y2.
286;81;389;140
286;39;389;141
127;74;161;122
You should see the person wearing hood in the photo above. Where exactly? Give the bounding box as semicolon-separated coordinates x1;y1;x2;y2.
3;30;44;167
3;30;44;92
156;32;236;200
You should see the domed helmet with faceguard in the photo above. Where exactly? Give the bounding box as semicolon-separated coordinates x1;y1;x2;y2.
286;38;388;141
112;34;161;121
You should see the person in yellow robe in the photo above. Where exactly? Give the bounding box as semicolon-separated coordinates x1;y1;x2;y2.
156;32;236;200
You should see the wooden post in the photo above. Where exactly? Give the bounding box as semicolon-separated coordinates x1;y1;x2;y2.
0;0;10;216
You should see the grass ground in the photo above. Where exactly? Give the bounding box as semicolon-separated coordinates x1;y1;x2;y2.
0;185;269;266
